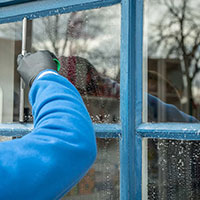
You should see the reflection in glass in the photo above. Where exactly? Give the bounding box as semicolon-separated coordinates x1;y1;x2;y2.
0;22;22;122
148;138;200;200
147;0;200;122
63;138;119;200
31;4;121;123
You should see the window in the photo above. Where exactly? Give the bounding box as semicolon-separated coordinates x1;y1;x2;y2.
0;1;123;199
4;0;195;199
145;0;200;199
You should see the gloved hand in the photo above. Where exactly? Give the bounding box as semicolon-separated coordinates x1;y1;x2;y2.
17;50;59;87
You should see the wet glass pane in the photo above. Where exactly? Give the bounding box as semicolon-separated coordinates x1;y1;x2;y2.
0;22;22;122
0;137;119;199
148;138;200;199
62;138;119;200
146;0;200;122
30;4;121;123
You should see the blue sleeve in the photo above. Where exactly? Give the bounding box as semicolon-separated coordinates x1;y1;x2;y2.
0;70;97;200
148;94;199;122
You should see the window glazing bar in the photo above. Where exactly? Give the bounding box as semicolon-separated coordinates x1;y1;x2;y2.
0;123;33;137
137;123;200;140
94;124;121;138
0;0;120;24
0;123;121;138
120;0;143;199
0;0;31;7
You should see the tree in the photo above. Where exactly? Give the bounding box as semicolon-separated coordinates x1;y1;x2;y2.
32;12;87;56
149;0;200;115
0;5;120;79
32;5;120;79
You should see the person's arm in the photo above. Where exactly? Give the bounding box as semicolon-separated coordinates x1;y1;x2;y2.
148;94;199;122
0;53;97;199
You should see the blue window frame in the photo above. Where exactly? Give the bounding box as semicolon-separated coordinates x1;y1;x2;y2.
3;0;199;199
0;0;31;7
0;0;141;199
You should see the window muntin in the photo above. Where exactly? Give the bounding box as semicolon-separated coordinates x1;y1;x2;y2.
0;0;31;7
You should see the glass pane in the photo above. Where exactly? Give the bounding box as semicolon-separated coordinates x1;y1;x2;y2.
146;0;200;122
62;138;119;200
148;138;200;199
0;22;22;122
0;136;119;199
30;4;121;124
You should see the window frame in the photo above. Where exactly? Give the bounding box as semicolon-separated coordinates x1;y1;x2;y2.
0;0;120;23
1;0;141;199
0;0;31;7
3;0;199;200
